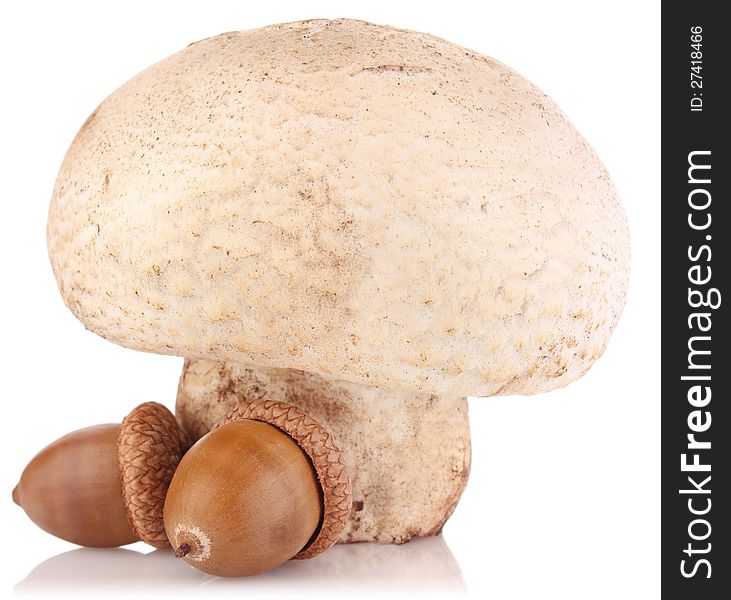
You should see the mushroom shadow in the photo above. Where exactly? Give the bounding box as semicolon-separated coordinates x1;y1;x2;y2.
14;535;466;595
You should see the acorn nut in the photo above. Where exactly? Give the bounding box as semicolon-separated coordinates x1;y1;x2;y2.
164;400;352;576
13;402;190;548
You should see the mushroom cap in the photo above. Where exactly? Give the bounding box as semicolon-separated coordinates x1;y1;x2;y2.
48;19;629;397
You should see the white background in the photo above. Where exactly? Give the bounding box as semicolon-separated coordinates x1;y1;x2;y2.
0;1;660;598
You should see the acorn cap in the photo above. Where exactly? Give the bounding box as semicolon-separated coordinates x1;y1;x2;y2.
218;400;352;559
117;402;190;548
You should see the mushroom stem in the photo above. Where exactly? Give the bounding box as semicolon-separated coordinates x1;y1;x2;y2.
176;359;471;545
175;543;191;558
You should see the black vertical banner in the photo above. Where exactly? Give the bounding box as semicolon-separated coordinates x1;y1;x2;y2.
661;4;729;598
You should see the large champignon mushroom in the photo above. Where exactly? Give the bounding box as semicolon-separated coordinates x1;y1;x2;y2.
47;19;629;550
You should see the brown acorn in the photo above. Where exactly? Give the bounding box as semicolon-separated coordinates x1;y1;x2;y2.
164;400;352;576
13;402;189;548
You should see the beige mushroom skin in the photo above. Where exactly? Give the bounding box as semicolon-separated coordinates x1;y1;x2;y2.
47;19;630;399
177;359;471;544
45;19;630;547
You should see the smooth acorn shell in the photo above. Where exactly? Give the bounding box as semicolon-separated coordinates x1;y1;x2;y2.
164;420;322;576
14;424;136;547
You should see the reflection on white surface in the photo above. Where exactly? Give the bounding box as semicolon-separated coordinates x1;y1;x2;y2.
15;536;465;596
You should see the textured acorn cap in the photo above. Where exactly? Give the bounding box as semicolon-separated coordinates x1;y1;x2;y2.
217;400;352;558
48;18;630;397
118;402;190;548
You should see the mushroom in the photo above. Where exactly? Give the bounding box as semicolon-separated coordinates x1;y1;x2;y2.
46;19;629;548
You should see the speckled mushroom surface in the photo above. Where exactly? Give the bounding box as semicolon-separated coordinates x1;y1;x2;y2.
47;18;630;397
176;359;471;544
